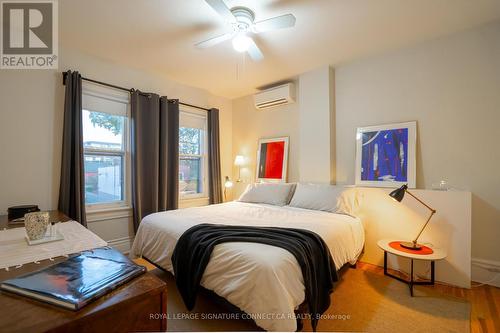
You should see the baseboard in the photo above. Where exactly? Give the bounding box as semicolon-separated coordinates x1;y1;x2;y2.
107;236;134;254
471;257;500;287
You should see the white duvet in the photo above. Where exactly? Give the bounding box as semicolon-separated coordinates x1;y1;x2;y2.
130;201;364;331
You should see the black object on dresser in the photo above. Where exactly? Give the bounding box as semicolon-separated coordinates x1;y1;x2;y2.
7;205;40;220
1;247;147;310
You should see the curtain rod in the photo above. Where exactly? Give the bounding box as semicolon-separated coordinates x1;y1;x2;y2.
62;72;211;112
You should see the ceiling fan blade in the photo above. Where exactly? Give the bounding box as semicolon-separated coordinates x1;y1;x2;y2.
195;32;234;49
205;0;236;23
247;38;264;61
254;14;296;33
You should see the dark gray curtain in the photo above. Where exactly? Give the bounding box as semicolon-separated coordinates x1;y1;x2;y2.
208;108;223;204
131;91;179;231
165;100;180;209
58;71;86;226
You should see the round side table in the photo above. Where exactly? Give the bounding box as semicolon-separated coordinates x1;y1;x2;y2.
377;239;447;296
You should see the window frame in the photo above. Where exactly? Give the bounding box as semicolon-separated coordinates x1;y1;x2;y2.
82;84;131;212
179;108;209;201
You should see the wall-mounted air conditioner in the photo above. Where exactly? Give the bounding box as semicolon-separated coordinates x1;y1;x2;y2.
254;83;296;110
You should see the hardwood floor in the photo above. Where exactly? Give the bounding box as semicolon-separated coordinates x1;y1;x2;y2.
355;262;500;333
135;258;500;333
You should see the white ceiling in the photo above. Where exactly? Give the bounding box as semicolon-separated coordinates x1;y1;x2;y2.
60;0;500;99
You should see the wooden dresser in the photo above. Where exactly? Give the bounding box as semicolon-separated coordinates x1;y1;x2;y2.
0;211;167;332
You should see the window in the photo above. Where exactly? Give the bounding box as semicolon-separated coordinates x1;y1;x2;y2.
82;84;130;209
179;110;208;199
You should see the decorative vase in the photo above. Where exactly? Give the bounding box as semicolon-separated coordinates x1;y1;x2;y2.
24;212;50;240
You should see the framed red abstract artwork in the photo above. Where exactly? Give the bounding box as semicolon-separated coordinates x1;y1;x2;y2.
256;137;289;182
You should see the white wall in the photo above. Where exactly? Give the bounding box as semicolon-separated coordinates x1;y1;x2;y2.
230;66;336;198
298;66;336;183
231;21;500;285
231;89;300;199
0;71;57;214
355;187;471;288
335;21;500;279
0;46;233;253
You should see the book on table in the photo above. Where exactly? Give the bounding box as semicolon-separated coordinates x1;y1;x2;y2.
0;247;146;310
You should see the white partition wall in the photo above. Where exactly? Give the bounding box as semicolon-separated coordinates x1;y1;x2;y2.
356;188;471;288
298;66;336;183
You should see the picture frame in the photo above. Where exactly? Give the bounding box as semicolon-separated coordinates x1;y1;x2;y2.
256;137;289;183
355;121;417;188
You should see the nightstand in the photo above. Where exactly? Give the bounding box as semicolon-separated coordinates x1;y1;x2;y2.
377;239;447;296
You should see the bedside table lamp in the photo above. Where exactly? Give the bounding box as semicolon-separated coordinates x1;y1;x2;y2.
389;184;437;250
224;176;233;201
234;155;245;182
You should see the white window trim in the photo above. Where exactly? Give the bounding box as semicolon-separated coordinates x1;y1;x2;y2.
179;108;209;201
82;82;132;214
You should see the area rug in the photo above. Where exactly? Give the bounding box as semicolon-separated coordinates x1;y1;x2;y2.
152;267;470;332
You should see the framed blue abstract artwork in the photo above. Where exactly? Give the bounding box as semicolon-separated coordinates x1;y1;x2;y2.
355;121;417;188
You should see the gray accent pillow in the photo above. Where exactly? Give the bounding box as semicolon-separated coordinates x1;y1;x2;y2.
238;183;296;206
288;183;345;213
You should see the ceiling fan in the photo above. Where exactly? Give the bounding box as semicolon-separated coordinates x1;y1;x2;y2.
196;0;296;61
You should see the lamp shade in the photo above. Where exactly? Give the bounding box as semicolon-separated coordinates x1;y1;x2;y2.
389;184;408;202
234;155;245;166
224;176;233;188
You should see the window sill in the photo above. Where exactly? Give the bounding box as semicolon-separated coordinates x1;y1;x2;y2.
180;196;209;201
86;205;133;223
179;197;210;208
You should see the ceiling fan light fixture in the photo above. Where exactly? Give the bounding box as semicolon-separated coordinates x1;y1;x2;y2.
199;1;296;61
232;34;252;52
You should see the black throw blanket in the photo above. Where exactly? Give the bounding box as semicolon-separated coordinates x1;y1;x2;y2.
171;223;338;330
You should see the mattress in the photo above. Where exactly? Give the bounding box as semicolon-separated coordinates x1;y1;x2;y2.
130;201;365;331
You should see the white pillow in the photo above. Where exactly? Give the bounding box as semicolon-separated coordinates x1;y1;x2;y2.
288;183;345;213
238;183;296;206
336;187;362;217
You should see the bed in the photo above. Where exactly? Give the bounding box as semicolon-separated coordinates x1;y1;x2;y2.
131;200;364;331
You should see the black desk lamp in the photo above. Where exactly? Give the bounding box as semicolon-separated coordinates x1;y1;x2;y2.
389;184;437;250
